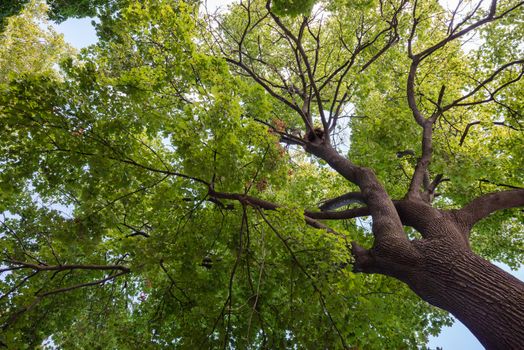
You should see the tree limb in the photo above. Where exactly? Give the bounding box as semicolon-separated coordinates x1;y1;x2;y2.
306;206;371;220
405;2;524;200
406;122;434;199
266;5;328;131
457;189;524;229
208;189;345;237
443;60;524;112
2;260;131;273
318;192;365;211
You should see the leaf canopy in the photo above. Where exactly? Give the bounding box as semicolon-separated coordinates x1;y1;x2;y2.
1;0;522;348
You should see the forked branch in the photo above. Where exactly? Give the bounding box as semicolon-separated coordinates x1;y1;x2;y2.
405;1;523;200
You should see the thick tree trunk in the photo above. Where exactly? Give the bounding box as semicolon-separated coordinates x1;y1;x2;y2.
406;243;524;350
349;198;524;349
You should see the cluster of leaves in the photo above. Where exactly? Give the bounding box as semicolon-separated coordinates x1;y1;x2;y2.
0;0;113;29
0;0;74;83
271;0;316;16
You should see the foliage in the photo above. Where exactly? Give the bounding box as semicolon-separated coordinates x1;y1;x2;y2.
271;0;316;16
0;0;112;29
0;0;74;82
1;0;522;348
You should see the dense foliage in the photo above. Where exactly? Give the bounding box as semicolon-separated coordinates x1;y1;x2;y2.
0;0;522;348
0;0;111;29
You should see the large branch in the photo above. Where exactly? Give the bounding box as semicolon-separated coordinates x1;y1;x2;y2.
406;121;434;199
304;143;409;246
208;188;437;241
310;198;446;240
207;189;345;237
457;189;524;229
405;1;524;200
318;191;364;211
1;260;131;273
307;206;370;220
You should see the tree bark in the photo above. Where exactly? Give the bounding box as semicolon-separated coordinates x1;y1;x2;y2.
305;142;524;349
348;201;524;350
405;240;524;350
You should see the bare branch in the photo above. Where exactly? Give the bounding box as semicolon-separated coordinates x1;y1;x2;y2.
404;2;524;200
457;189;524;229
459;121;481;146
479;179;523;190
325;1;407;130
2;260;131;273
45;145;209;187
225;58;308;120
266;6;328;132
416;1;523;61
208;189;346;237
443;60;524;111
318;192;365;211
1;269;129;329
0;271;39;302
459;120;520;146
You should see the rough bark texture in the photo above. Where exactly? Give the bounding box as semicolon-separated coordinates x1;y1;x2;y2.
408;244;524;350
350;198;524;350
306;141;524;350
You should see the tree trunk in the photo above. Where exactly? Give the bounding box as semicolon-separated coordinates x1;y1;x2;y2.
306;142;524;349
405;242;524;350
349;200;524;350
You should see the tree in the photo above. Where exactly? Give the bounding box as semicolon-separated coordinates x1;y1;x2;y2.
1;0;112;29
0;0;73;82
0;0;523;349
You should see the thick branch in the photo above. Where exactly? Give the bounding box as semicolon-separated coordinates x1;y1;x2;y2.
307;206;370;220
318;192;365;211
208;189;344;237
304;143;408;246
406;58;425;126
457;189;524;229
2;260;131;273
310;199;457;241
407;122;434;199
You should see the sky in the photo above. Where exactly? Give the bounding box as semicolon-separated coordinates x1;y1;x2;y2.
49;2;524;350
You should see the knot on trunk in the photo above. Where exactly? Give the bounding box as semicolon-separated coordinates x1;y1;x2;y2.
351;242;377;273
